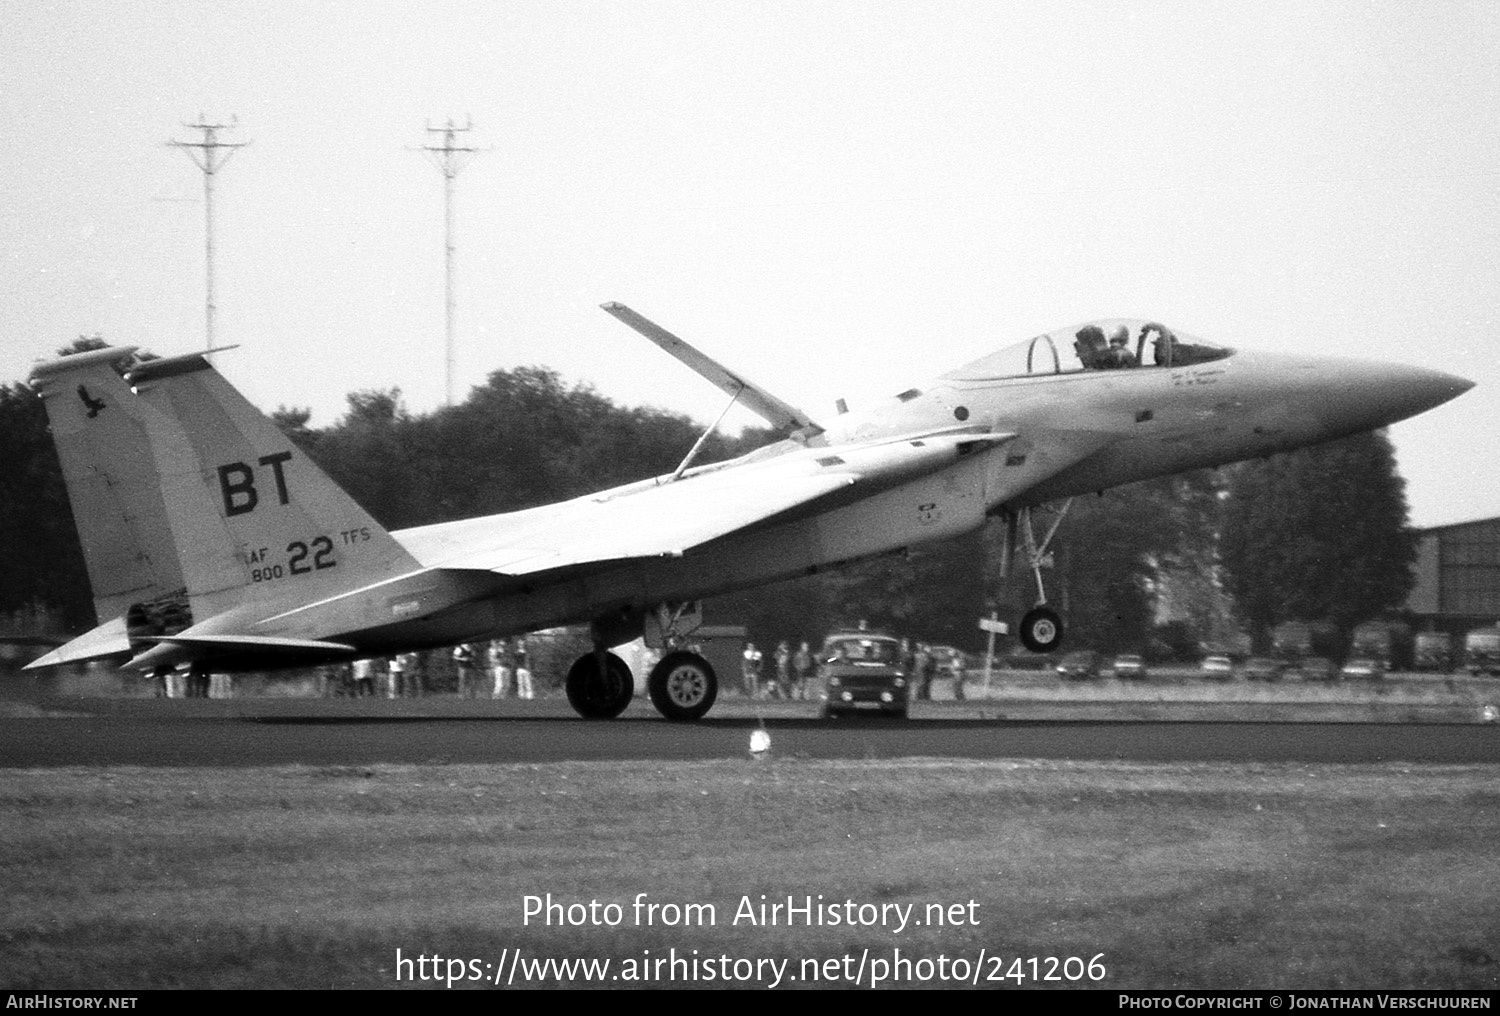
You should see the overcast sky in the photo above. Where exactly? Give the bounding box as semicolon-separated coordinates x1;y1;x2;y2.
3;1;1496;528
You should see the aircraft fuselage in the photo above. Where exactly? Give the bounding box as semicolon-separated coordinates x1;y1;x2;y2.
242;343;1470;663
26;317;1472;683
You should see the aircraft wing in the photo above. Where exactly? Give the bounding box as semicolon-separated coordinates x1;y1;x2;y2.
440;473;852;574
138;634;357;654
600;303;822;437
423;429;1012;576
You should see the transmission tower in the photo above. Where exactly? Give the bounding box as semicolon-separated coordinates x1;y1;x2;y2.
169;115;248;350
418;118;481;406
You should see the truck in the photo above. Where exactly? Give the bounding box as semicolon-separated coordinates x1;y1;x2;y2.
814;630;910;718
1413;631;1456;673
1464;625;1500;677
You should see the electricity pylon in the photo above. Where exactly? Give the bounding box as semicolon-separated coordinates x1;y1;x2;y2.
418;118;481;406
169;116;247;350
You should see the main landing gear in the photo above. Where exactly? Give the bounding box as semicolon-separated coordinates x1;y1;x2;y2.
643;601;718;722
564;602;720;722
1006;500;1074;654
565;649;634;719
647;651;718;722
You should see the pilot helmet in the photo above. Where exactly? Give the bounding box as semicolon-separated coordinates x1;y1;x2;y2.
1108;325;1129;346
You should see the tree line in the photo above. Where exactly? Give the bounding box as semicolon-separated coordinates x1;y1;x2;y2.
0;340;1417;658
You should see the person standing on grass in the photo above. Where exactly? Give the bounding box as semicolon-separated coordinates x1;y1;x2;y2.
453;643;476;698
741;642;763;698
948;651;967;701
792;641;814;700
387;651;405;696
352;657;374;697
514;639;534;700
773;641;792;699
488;640;512;699
911;643;931;700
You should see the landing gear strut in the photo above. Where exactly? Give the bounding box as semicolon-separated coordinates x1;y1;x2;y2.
1008;500;1073;654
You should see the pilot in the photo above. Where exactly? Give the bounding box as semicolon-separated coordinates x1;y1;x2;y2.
1146;323;1176;366
1103;325;1135;368
1073;325;1108;369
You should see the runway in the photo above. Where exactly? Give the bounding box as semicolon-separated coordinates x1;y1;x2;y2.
2;696;1497;767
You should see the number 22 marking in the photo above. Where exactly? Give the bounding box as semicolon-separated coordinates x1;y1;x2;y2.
287;535;336;575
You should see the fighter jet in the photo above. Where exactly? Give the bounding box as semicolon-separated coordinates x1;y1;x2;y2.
24;308;1472;721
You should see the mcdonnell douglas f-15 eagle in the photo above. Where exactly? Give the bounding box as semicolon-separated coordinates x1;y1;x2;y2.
25;307;1472;720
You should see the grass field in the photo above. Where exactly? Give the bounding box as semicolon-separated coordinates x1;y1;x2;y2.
2;758;1497;989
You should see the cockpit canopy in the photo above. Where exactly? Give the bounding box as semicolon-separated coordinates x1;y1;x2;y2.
943;320;1233;382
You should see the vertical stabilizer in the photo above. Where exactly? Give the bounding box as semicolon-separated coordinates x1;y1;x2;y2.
28;348;189;624
124;354;421;619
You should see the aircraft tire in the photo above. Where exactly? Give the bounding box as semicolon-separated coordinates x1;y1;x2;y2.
1019;606;1064;654
647;651;718;722
565;651;634;719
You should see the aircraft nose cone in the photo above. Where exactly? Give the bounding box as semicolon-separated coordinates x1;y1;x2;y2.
1421;367;1476;406
1372;363;1473;420
1320;361;1475;433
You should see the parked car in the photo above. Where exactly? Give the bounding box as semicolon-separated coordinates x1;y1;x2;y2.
1200;655;1236;681
1464;626;1500;677
1112;653;1148;680
815;630;909;718
1292;657;1338;682
928;645;969;672
1339;657;1386;681
1056;650;1103;681
925;644;971;699
1242;657;1285;682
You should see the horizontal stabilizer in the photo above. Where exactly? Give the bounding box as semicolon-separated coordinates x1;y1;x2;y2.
28;345;139;379
24;616;131;669
601;303;822;437
121;346;239;383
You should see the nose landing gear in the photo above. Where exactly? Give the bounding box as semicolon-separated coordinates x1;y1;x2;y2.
1019;604;1064;654
1006;500;1073;654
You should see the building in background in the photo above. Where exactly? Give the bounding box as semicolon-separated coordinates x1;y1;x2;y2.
1406;515;1500;635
